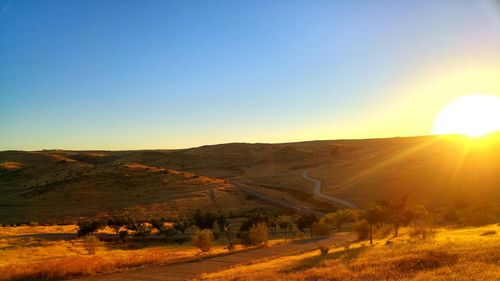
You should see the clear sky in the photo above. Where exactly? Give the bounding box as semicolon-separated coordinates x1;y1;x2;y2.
1;0;499;150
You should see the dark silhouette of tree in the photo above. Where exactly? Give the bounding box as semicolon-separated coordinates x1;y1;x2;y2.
216;213;227;234
77;219;104;237
107;217;128;237
192;210;217;230
174;216;191;234
363;202;384;244
296;213;318;237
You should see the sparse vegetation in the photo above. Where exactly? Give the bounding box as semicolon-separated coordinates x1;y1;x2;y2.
192;229;215;252
197;224;500;281
248;223;268;246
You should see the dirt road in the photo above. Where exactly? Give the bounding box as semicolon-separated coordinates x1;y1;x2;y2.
70;232;355;281
302;171;358;209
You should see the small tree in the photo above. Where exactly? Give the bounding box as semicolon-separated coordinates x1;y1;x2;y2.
216;213;227;234
248;223;268;246
174;216;191;234
278;215;294;240
327;209;355;232
192;210;217;230
312;220;330;236
223;221;234;250
107;217;127;237
126;219;152;243
363;202;384;244
77;219;104;237
296;213;318;237
82;235;100;255
268;218;277;234
192;229;214;252
119;230;129;242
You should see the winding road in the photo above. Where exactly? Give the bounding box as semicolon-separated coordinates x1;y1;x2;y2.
302;171;358;209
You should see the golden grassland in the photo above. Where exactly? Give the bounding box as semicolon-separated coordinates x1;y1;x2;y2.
0;224;287;281
197;224;500;281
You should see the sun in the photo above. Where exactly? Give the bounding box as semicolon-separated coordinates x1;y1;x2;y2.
433;94;500;137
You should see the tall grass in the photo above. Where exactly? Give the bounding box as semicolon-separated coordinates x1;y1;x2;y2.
198;225;500;281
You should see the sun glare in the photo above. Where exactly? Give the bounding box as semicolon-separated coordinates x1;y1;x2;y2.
433;94;500;137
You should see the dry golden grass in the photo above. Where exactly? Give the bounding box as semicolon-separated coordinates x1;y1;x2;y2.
197;224;500;281
0;225;288;281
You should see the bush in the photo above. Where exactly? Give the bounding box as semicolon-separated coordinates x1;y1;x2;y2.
248;223;268;246
480;230;496;236
82;235;100;255
319;246;329;256
295;231;306;239
192;229;214;252
119;230;129;242
77;220;104;237
409;224;436;240
354;221;369;240
312;221;330;236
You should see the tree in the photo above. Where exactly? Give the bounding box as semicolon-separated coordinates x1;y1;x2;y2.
325;209;355;232
296;213;318;237
151;218;178;243
278;215;294;240
268;218;277;234
216;213;227;234
174;216;191;234
363;202;384;244
192;210;217;230
77;219;104;237
107;217;127;237
126;219;151;243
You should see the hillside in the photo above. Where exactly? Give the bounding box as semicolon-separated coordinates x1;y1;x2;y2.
1;134;499;223
0;151;268;224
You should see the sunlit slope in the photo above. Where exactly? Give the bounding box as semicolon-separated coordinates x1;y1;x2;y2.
309;134;500;206
137;135;499;207
0;151;265;224
1;134;499;223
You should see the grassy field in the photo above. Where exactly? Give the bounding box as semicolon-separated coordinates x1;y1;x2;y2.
196;224;500;281
0;223;289;281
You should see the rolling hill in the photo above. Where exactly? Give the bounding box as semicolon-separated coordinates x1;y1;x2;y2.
1;133;499;224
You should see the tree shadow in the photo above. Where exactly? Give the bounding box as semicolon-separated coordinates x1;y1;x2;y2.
283;246;368;273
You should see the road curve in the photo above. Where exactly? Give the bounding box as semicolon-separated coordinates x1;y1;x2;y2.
232;181;322;215
302;171;358;209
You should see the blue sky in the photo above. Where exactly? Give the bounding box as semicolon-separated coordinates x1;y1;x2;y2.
1;0;499;150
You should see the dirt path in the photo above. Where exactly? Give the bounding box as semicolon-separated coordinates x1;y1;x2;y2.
232;181;321;214
302;171;358;209
70;232;355;281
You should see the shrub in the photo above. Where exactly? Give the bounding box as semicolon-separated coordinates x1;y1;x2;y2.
319;246;329;256
82;235;100;255
312;221;330;236
480;230;496;236
409;224;436;240
77;220;104;237
354;221;369;240
192;229;214;252
118;230;129;242
248;223;268;246
295;231;306;239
